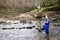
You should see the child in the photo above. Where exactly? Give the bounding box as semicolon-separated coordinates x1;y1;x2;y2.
43;15;50;35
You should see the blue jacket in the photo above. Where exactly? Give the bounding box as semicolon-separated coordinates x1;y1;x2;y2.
44;19;50;32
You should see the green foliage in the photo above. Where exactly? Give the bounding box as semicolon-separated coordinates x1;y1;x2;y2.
41;0;60;11
31;9;37;13
41;4;60;11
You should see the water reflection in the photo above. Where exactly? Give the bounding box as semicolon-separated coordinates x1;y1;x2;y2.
45;34;49;40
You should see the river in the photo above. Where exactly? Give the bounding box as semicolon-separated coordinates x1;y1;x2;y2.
0;21;60;40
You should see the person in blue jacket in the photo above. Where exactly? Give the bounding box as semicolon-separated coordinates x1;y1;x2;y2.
43;15;50;35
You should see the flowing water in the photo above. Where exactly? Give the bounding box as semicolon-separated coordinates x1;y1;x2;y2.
0;20;60;40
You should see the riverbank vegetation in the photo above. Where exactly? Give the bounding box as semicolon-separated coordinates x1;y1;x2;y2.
0;0;60;18
41;0;60;11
